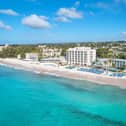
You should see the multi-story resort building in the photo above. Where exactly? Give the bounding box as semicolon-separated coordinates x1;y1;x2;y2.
66;47;96;66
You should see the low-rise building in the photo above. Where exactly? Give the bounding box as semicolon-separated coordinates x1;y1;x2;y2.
25;53;39;61
40;57;67;65
97;58;112;67
97;58;126;69
66;47;96;66
112;59;126;69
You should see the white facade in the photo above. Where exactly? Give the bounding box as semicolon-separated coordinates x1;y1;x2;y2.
17;54;21;59
25;53;39;61
42;48;62;57
40;57;66;64
38;45;62;57
98;58;126;69
112;59;126;68
0;44;9;51
0;46;4;51
66;47;96;66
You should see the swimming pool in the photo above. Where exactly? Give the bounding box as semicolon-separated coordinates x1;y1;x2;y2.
109;73;125;77
78;68;104;74
66;66;75;69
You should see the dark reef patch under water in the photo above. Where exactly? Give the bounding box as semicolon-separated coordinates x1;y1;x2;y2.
0;66;126;126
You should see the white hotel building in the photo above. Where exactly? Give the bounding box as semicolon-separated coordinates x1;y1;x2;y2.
66;47;96;66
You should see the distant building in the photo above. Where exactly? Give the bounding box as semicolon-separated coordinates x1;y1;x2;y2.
5;44;9;48
38;45;46;48
25;53;39;61
42;48;62;57
38;45;62;57
17;54;21;59
66;47;96;66
0;44;9;51
113;50;126;56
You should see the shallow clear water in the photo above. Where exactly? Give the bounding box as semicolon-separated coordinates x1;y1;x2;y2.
0;66;126;126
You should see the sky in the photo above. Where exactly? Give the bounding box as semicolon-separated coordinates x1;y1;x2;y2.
0;0;126;44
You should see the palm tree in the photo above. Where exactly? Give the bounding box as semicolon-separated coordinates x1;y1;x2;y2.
104;60;108;74
107;51;114;67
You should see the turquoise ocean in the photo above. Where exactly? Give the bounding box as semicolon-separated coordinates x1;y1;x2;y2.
0;66;126;126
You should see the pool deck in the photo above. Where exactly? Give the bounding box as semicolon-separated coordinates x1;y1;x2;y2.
0;58;126;89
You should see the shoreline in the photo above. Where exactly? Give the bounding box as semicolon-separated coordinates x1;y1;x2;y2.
0;58;126;89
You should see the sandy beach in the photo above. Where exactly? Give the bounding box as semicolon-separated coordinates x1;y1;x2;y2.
0;58;126;89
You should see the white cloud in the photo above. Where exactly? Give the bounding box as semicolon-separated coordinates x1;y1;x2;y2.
122;32;126;36
114;0;120;3
28;0;36;2
55;16;71;23
57;7;83;19
55;1;83;23
74;1;80;7
84;2;109;9
89;11;95;16
114;0;126;3
22;14;51;29
0;20;12;30
0;9;19;16
96;2;109;8
56;7;83;23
